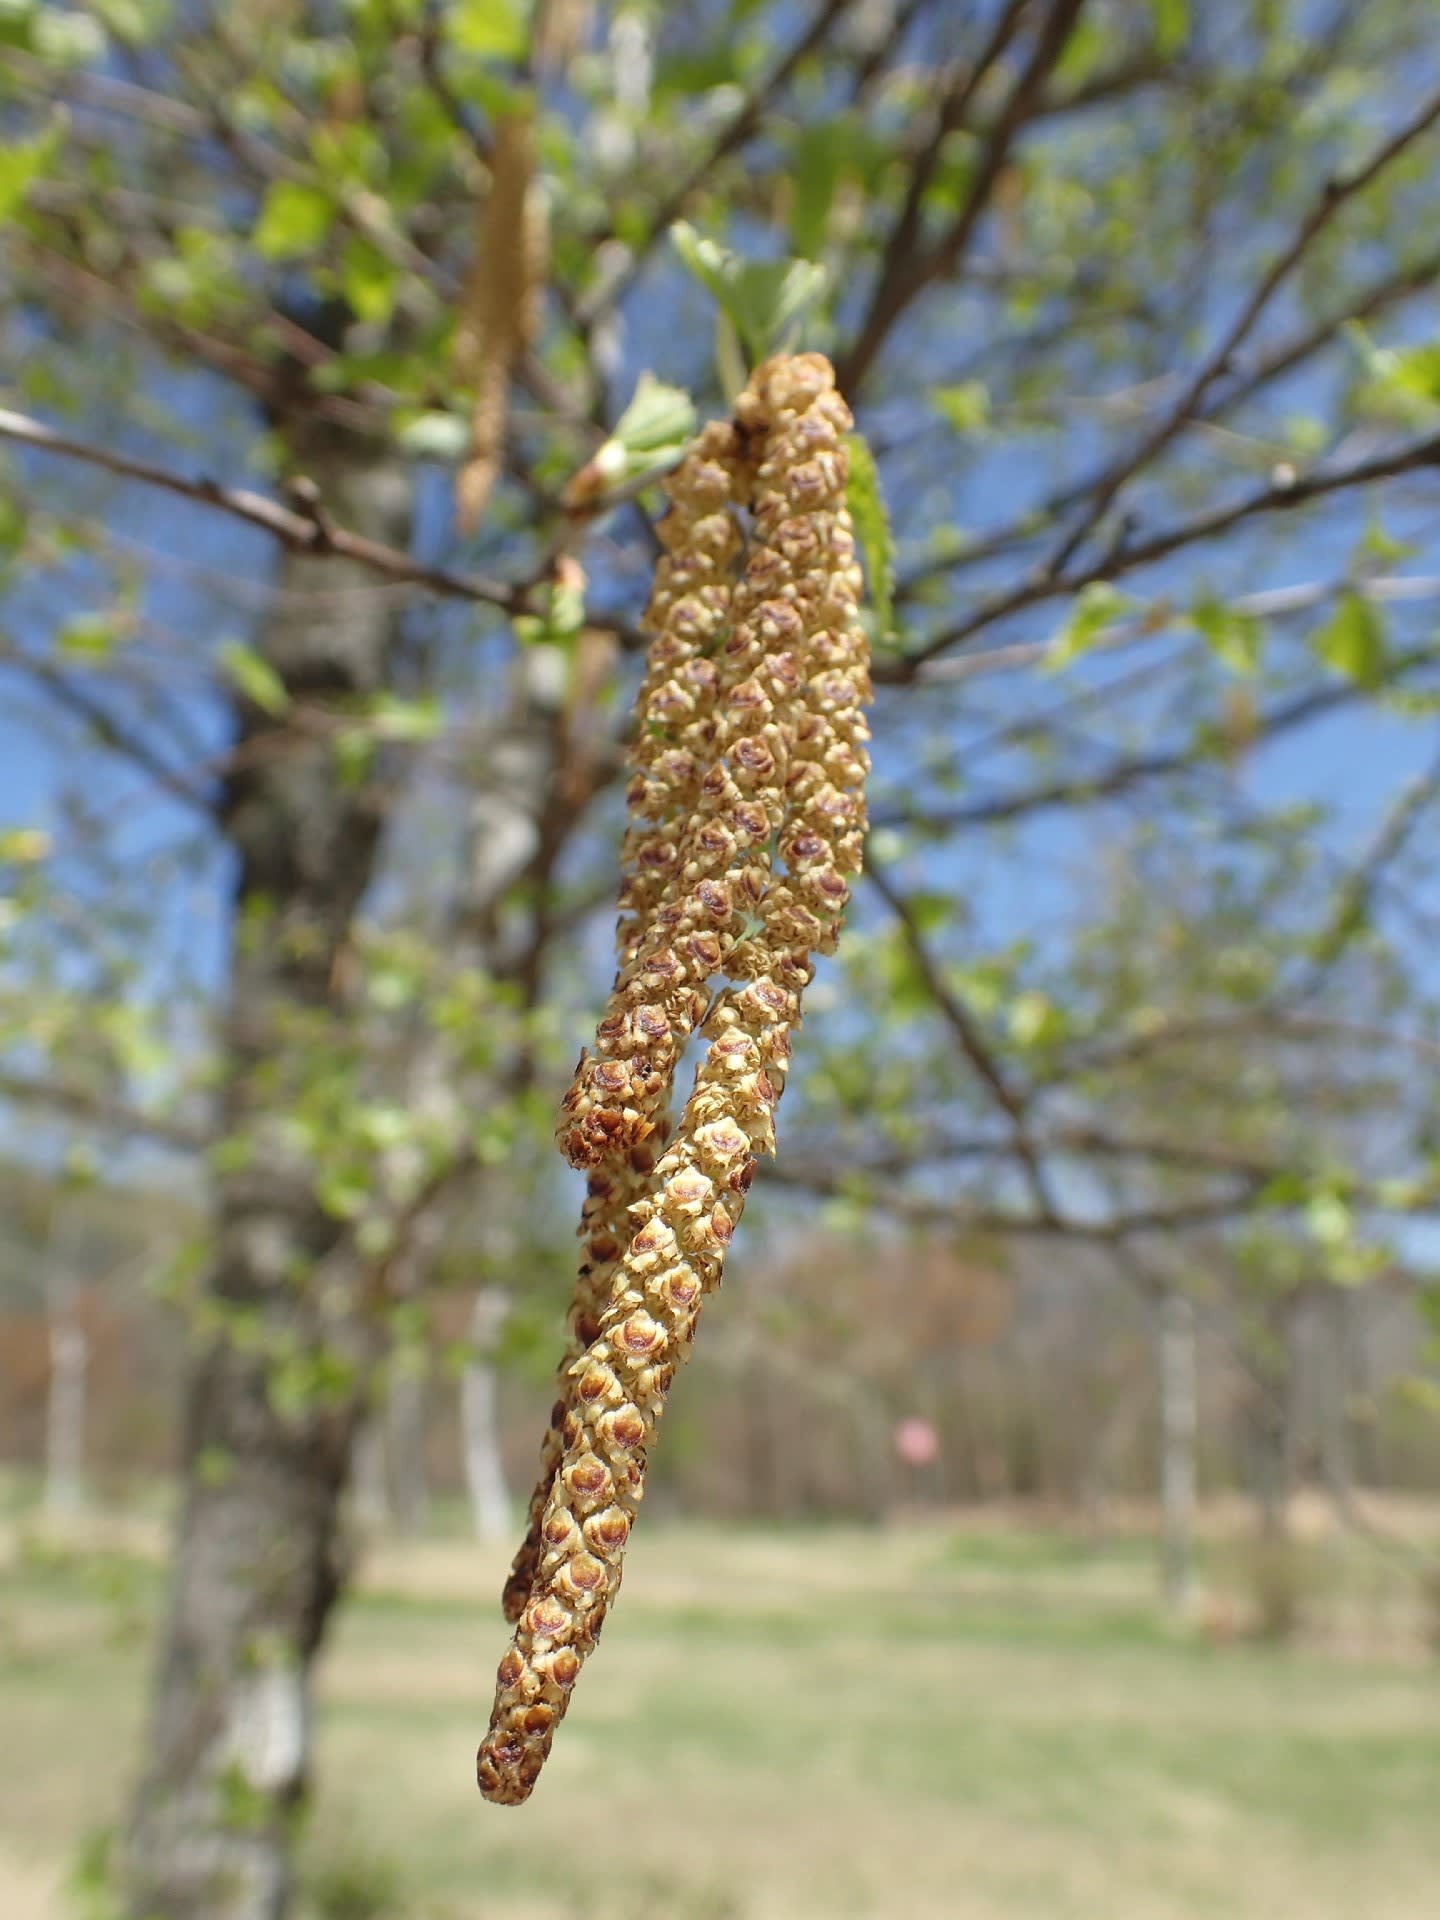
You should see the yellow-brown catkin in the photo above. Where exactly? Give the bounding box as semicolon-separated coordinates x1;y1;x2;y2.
501;425;747;1618
455;111;547;534
612;418;751;964
478;354;870;1807
500;1129;666;1623
556;355;854;1174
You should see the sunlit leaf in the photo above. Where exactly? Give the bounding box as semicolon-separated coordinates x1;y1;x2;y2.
789;120;847;258
1315;590;1386;687
1192;595;1264;675
218;640;289;716
1049;581;1132;667
1148;0;1189;54
846;432;893;641
930;381;991;436
252;180;334;261
0;120;61;225
671;221;828;364
449;0;529;60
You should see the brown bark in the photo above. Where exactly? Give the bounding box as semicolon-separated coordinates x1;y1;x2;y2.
122;426;410;1920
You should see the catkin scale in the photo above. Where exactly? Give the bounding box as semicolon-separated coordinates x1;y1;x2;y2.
480;354;870;1807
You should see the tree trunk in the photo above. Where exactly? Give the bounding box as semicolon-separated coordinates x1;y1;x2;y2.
461;1289;511;1544
122;428;410;1920
1157;1288;1198;1617
1248;1353;1294;1546
1319;1284;1357;1523
43;1276;87;1522
385;1362;430;1537
350;1416;390;1535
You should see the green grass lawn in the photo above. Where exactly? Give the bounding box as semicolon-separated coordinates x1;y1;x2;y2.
1;1516;1437;1919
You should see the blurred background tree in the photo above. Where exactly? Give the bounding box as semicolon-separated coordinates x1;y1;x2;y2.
3;2;1440;1916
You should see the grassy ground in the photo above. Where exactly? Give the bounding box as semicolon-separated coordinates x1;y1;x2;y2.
1;1510;1438;1919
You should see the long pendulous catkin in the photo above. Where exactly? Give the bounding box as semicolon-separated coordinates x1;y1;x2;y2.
556;355;855;1174
454;111;547;535
500;423;749;1621
500;1130;666;1624
479;354;870;1806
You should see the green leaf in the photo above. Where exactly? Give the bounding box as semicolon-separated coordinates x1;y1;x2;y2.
1306;1190;1352;1250
90;0;172;40
789;121;846;258
449;0;528;59
514;567;585;653
1148;0;1189;53
334;729;376;788
566;377;698;505
0;826;51;863
32;8;105;63
58;613;117;661
0;120;61;225
218;640;289;716
671;221;828;364
1192;594;1264;675
1009;990;1066;1050
1315;590;1386;687
930;381;991;436
0;0;35;53
1358;515;1416;565
845;432;893;641
611;372;697;460
252;180;334;261
1049;581;1132;667
365;693;443;741
396;410;469;461
340;234;399;327
671;221;738;312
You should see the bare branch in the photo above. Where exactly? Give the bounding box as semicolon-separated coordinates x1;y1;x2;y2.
578;0;857;326
0;636;216;818
0;405;526;614
897;426;1440;673
874;638;1440;829
897;243;1440;608
0;1070;208;1152
867;860;1061;1223
1044;79;1440;576
838;0;1091;393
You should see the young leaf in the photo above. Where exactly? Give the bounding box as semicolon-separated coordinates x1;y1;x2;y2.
1148;0;1189;54
789;121;847;258
514;558;586;652
252;180;334;261
1049;581;1131;667
1315;590;1386;687
0;120;61;225
671;221;828;364
1192;594;1264;675
669;220;732;312
929;381;991;436
611;372;697;458
340;235;399;327
563;373;696;505
219;640;289;716
449;0;528;60
846;432;893;641
396;411;470;461
0;826;52;863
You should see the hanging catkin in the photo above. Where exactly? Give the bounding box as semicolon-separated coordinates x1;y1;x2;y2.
454;111;547;534
501;420;750;1621
480;354;870;1807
